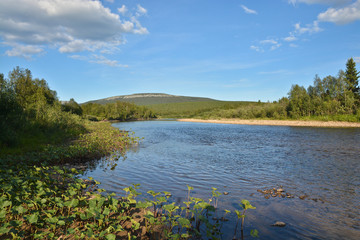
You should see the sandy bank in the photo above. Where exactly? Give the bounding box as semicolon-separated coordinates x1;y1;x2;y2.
177;118;360;128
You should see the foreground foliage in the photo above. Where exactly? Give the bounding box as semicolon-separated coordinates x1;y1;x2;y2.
0;164;257;239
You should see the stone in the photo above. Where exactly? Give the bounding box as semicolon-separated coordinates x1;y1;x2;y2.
272;221;286;227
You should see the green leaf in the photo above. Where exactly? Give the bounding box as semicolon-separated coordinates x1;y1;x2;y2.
102;207;110;216
178;217;190;227
0;210;6;220
58;220;66;226
105;234;116;240
0;200;12;209
241;199;256;210
65;199;79;208
46;217;59;224
0;223;10;234
28;213;39;224
251;229;259;238
86;228;94;237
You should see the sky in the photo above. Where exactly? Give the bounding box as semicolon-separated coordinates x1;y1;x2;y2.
1;0;360;103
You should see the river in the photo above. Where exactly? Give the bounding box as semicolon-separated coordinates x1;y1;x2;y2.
82;120;360;239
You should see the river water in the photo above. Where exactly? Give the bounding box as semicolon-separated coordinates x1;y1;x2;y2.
83;120;360;239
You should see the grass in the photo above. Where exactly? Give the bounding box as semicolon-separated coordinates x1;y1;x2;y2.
148;101;257;118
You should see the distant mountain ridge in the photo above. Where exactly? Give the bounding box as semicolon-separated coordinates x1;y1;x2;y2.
83;93;218;106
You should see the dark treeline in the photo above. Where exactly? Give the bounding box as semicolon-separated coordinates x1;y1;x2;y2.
81;101;156;121
195;58;360;121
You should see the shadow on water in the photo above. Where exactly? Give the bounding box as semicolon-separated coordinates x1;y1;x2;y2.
81;120;360;239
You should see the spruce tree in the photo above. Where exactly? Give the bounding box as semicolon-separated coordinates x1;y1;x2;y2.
345;57;359;97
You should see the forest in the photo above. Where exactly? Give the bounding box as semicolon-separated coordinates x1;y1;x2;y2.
147;58;360;121
0;67;154;149
81;101;156;121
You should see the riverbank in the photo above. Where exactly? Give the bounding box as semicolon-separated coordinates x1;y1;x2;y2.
177;118;360;128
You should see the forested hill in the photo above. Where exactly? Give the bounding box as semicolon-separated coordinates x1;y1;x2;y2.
83;93;218;105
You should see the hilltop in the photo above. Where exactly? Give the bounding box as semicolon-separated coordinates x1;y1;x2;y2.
82;93;218;105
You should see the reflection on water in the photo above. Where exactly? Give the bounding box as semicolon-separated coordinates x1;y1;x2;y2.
82;120;360;239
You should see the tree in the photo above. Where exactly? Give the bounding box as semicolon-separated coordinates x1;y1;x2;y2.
345;57;359;97
61;98;83;115
287;84;311;117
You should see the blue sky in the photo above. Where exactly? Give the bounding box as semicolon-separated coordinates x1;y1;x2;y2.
1;0;360;103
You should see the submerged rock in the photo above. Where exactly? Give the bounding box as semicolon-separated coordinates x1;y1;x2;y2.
299;194;308;200
272;221;286;227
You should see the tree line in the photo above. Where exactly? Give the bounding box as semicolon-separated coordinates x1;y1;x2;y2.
191;58;360;121
286;57;359;118
0;67;155;148
81;101;156;121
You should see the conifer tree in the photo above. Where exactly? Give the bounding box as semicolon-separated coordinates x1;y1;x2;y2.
345;57;359;97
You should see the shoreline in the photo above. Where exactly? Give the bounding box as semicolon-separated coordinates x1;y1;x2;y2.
177;118;360;128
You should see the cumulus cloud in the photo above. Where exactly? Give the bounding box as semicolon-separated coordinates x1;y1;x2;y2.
0;0;148;59
5;43;44;59
318;0;360;24
354;57;360;63
241;5;258;14
118;5;128;15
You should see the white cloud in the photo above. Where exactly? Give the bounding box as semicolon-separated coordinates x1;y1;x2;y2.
260;39;282;51
137;4;148;15
250;45;263;52
354;57;360;63
290;43;299;47
71;54;128;68
251;39;282;52
294;21;322;34
118;5;128;15
260;39;278;45
241;5;258;14
318;0;360;24
4;43;44;59
0;0;148;59
284;35;297;42
90;55;128;67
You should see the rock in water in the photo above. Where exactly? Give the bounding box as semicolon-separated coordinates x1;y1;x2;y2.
272;221;286;227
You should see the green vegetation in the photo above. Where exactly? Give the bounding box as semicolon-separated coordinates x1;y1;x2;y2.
81;101;156;122
147;58;360;122
0;163;257;239
148;101;257;118
84;93;216;105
